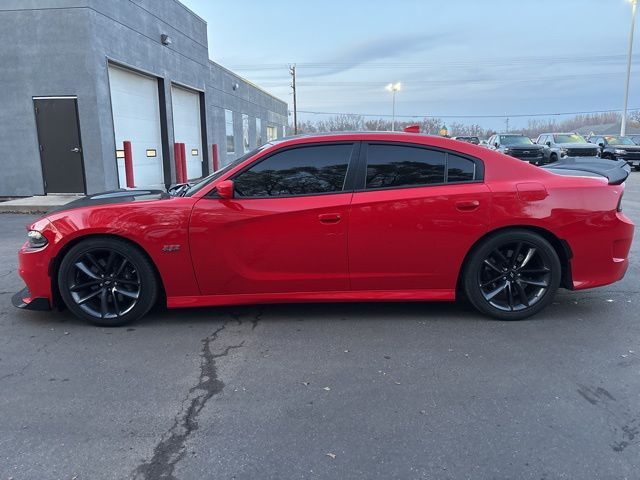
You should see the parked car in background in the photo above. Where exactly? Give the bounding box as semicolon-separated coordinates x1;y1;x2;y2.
588;135;640;171
452;136;480;145
625;134;640;145
487;134;546;164
536;133;599;161
14;132;633;325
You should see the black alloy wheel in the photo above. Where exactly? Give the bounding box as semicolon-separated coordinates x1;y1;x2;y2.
58;237;158;326
463;230;561;320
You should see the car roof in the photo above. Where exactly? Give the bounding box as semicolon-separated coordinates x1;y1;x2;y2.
276;131;444;141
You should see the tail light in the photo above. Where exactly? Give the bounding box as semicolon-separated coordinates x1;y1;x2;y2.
617;191;624;212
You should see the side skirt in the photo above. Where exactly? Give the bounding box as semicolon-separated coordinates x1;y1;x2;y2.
167;289;456;309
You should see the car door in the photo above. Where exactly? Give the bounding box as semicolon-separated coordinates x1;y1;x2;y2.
190;142;358;296
348;142;491;292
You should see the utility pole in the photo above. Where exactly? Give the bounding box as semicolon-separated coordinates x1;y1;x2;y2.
505;118;510;133
622;0;637;136
289;65;298;135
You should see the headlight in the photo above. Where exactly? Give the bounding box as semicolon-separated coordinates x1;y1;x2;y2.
560;147;569;155
27;230;48;249
503;147;511;153
614;149;627;155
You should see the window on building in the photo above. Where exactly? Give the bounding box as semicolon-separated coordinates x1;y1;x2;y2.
267;125;277;142
256;118;263;146
365;144;446;189
225;110;234;154
242;114;250;153
233;144;354;197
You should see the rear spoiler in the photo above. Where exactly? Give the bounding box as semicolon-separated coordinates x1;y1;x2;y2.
541;158;630;185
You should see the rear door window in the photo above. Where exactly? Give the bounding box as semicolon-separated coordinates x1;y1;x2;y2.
365;144;446;189
363;144;480;190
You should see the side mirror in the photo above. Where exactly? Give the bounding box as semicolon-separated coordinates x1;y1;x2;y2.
546;141;551;147
494;142;499;148
598;143;604;148
215;179;234;199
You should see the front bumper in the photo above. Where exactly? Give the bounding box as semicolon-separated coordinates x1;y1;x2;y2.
12;286;51;311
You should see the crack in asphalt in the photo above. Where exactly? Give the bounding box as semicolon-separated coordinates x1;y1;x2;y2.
133;323;244;480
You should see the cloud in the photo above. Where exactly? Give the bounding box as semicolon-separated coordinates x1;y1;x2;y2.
301;32;454;77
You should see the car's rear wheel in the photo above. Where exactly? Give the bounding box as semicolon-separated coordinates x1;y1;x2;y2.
463;230;561;320
58;237;158;326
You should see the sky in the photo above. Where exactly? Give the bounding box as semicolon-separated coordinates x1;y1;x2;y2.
180;0;639;130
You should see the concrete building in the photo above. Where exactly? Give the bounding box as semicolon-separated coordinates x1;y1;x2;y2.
0;0;287;196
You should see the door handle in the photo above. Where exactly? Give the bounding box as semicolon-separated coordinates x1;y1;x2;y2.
318;213;342;224
455;200;480;211
70;147;81;153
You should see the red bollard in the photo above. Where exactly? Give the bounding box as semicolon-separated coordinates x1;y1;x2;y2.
212;144;219;172
123;140;135;188
180;143;188;182
174;143;184;184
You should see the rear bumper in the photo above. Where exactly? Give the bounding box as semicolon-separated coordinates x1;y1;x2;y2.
12;286;51;311
569;212;634;290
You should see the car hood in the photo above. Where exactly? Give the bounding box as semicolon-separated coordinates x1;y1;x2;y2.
556;143;598;149
47;189;171;214
505;145;544;150
607;144;640;150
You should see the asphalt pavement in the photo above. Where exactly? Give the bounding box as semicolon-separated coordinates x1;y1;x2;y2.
1;174;639;480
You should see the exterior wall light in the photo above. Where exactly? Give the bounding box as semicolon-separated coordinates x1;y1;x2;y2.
161;34;172;46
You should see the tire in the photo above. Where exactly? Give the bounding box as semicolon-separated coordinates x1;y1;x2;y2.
58;237;158;326
462;230;561;320
634;165;640;172
549;153;558;163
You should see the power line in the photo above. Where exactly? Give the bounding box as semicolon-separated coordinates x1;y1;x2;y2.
296;107;640;119
228;54;640;71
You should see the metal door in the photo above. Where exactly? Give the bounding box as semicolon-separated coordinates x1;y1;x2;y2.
34;97;85;194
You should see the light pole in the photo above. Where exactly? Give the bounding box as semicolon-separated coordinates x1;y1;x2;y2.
621;0;637;136
385;82;401;131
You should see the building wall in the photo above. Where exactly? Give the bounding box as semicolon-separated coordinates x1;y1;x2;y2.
0;0;287;196
207;63;288;166
0;6;94;196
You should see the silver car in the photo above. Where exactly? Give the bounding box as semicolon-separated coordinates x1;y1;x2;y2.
535;133;599;162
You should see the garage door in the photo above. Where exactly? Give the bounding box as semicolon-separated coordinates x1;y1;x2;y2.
171;85;203;180
108;65;164;189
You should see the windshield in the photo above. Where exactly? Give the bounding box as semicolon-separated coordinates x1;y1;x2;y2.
604;135;635;145
185;144;271;196
500;135;533;146
554;134;586;144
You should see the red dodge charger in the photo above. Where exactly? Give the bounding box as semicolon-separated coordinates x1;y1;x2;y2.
13;132;634;326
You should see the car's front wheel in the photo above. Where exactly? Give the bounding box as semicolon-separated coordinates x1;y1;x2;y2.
58;237;158;326
463;230;561;320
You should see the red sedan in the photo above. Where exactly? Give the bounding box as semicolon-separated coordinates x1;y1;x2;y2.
13;133;634;326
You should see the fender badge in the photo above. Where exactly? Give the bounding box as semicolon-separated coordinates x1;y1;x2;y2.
162;244;181;252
